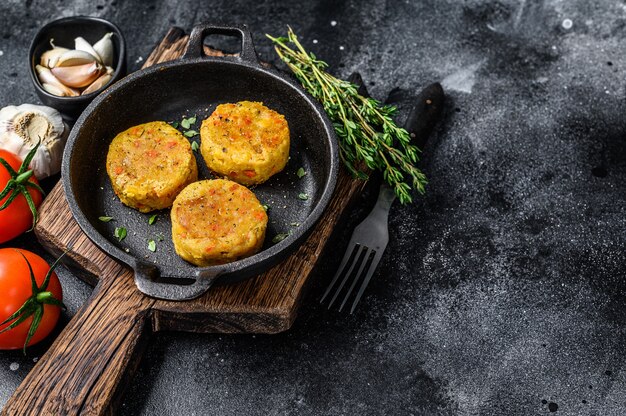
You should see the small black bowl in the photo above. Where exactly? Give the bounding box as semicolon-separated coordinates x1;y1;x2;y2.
29;16;127;120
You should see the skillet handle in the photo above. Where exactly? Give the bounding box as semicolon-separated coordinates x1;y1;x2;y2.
134;262;221;301
2;266;152;416
182;23;259;65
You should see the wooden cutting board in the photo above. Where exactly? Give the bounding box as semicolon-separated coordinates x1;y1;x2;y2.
2;27;367;416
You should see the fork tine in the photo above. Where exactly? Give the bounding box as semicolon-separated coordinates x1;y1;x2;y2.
350;250;384;314
320;243;359;303
327;245;365;308
338;247;374;312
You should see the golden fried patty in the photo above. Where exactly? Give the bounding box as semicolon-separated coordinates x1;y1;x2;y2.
200;101;290;185
106;121;197;213
171;179;268;266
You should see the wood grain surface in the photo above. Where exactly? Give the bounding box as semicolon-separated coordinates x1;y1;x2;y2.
2;27;367;415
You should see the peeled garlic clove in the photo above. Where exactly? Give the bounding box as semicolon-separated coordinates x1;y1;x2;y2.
75;36;102;63
81;73;112;95
41;83;67;97
0;104;68;179
55;49;98;67
35;65;80;96
51;62;103;88
40;47;69;68
93;32;114;67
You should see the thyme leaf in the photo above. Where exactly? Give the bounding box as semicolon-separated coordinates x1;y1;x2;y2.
180;116;197;129
272;233;289;243
114;227;127;242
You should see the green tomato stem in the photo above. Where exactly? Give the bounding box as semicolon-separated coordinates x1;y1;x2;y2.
15;170;34;184
35;291;54;302
0;145;45;229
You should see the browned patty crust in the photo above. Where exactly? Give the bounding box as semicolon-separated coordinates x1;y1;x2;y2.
200;101;290;185
106;121;198;213
171;179;268;266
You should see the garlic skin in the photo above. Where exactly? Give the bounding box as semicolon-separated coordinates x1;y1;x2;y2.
81;73;112;95
51;62;104;88
41;82;68;97
74;37;102;63
0;104;69;179
35;65;80;97
93;33;114;67
55;49;98;67
40;47;69;68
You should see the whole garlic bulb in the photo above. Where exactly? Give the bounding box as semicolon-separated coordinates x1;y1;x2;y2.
0;104;69;179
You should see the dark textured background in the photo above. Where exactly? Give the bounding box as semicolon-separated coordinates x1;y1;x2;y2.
1;0;626;415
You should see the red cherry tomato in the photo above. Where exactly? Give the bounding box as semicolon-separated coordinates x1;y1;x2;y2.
0;248;63;350
0;150;43;243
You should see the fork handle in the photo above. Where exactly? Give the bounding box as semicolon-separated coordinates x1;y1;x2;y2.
372;184;396;221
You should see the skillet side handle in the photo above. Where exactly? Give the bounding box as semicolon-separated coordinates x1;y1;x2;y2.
182;23;259;65
134;263;220;301
2;267;153;416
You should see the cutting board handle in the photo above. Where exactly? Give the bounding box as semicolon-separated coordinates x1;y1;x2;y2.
2;266;153;416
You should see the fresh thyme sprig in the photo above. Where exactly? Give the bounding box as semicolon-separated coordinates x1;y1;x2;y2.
267;28;427;204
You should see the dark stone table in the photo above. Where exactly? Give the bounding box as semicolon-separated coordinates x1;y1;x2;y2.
1;1;625;414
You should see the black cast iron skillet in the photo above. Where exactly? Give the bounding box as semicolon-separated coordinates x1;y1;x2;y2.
62;24;338;300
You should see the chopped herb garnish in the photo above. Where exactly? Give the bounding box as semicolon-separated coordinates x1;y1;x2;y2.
191;141;199;152
298;193;309;200
148;240;156;252
181;116;197;129
98;216;114;222
296;167;306;178
184;130;199;137
156;233;164;242
114;227;127;242
170;121;179;128
272;233;289;243
148;214;157;225
262;204;269;211
290;222;300;227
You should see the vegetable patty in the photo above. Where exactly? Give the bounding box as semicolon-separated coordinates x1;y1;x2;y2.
171;179;268;266
200;101;290;185
106;121;198;213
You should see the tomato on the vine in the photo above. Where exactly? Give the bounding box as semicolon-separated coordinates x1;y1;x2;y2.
0;148;44;243
0;248;64;351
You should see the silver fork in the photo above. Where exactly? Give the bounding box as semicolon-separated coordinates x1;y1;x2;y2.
320;184;396;313
320;81;443;313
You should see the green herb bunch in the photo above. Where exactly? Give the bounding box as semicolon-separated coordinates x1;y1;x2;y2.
267;28;427;203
